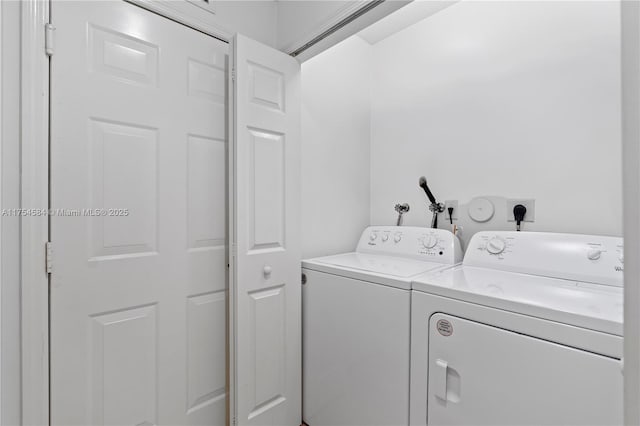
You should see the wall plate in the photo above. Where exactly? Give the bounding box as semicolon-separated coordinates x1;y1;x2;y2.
444;200;458;221
506;199;535;222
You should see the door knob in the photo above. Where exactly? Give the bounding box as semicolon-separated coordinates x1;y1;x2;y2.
263;266;272;278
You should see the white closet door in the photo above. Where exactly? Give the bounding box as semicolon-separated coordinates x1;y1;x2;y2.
50;2;228;425
231;34;302;426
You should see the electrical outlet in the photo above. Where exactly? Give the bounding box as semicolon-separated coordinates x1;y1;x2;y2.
506;199;535;222
444;200;459;221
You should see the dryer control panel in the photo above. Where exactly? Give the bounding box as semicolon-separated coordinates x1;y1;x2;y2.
465;231;624;287
356;226;463;264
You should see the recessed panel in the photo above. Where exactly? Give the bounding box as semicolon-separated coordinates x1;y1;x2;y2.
187;292;226;416
91;305;157;426
90;119;158;260
248;285;286;418
248;128;285;253
187;135;226;250
89;24;158;87
188;59;226;104
248;61;285;112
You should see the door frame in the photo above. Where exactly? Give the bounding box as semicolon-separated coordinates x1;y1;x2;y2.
17;1;640;425
19;1;235;424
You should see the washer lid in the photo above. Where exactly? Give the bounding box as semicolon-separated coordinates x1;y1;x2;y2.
302;253;450;290
412;265;623;336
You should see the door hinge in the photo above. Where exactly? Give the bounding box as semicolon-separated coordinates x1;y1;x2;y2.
45;241;53;274
45;23;55;56
231;68;236;82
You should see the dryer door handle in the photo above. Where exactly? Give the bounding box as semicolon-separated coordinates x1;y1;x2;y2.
433;359;449;401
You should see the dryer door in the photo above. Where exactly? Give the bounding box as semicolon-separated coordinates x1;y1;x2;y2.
427;313;622;426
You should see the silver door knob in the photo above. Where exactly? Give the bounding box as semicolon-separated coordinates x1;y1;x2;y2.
263;266;272;278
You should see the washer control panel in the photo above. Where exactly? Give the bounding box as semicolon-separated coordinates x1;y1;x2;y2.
357;226;463;264
465;231;624;287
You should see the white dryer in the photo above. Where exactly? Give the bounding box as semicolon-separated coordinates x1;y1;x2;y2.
302;226;462;426
409;231;624;426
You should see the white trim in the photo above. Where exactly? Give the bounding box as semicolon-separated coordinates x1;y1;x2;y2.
622;1;640;424
279;0;371;54
20;0;50;424
0;1;4;421
292;0;410;62
228;35;237;426
126;0;231;42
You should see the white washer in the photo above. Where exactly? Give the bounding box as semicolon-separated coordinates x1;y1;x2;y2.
302;226;463;426
410;231;624;426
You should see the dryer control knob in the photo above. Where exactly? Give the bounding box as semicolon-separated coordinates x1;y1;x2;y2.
486;238;506;255
422;235;438;249
369;233;377;241
587;248;602;261
394;234;402;243
382;234;389;242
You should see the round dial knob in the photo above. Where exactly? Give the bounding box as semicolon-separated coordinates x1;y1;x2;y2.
394;234;402;243
422;235;438;249
587;248;602;261
486;237;506;255
382;234;389;242
369;233;377;241
619;252;624;264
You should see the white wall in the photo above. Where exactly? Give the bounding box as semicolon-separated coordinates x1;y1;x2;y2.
370;1;622;241
301;35;372;258
1;1;21;424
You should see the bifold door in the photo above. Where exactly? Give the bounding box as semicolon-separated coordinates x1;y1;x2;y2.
50;2;229;424
427;313;623;425
231;34;302;426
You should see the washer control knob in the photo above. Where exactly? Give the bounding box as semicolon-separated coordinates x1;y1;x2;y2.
587;248;602;261
382;234;389;242
369;233;377;241
394;234;402;243
422;235;438;249
486;237;506;255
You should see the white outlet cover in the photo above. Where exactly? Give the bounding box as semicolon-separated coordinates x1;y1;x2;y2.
444;200;458;221
468;197;495;223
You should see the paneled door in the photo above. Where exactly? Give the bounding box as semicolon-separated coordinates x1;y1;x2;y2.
231;35;302;426
50;2;228;424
